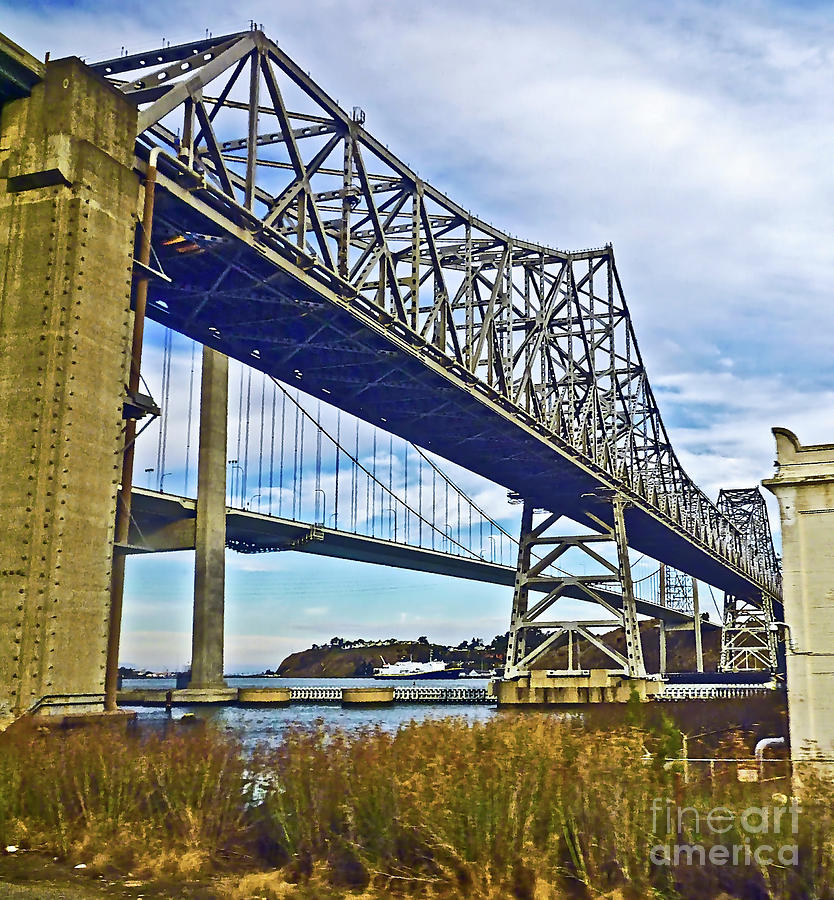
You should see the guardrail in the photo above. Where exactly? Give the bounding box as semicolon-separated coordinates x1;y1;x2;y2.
289;686;493;704
658;683;775;701
290;686;342;702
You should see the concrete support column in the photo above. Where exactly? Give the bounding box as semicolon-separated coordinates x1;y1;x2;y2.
764;429;834;763
0;59;138;720
188;346;229;689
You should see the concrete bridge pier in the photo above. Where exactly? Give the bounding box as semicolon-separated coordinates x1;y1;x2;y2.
186;345;232;695
0;57;138;721
764;428;834;765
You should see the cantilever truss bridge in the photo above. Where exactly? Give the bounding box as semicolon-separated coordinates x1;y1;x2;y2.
92;29;781;678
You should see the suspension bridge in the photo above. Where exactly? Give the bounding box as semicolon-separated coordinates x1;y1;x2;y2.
0;27;784;722
126;339;708;634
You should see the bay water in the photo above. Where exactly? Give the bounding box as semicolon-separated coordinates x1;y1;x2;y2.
122;676;499;747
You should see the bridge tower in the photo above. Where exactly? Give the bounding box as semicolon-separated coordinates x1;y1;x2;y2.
188;346;231;693
764;428;834;764
716;488;780;673
499;495;663;704
0;53;139;720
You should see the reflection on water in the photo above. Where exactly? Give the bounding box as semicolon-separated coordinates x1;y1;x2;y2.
122;676;499;747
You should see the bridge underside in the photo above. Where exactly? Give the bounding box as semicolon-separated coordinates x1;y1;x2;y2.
146;172;761;601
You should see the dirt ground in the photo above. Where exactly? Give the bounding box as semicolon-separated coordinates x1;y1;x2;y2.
0;853;222;899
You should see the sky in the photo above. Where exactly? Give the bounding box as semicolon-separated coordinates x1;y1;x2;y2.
4;0;833;670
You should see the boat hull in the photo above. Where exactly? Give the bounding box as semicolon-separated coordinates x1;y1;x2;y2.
373;668;463;680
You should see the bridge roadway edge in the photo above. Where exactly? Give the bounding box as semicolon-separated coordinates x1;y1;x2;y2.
0;55;139;720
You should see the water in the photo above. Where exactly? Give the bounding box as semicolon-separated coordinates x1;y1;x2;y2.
122;676;499;747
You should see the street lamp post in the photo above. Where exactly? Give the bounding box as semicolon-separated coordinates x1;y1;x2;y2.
313;488;326;525
227;459;243;507
385;506;398;541
485;534;498;562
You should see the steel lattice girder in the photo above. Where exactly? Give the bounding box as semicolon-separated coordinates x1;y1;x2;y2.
717;488;781;588
90;30;780;602
720;593;779;671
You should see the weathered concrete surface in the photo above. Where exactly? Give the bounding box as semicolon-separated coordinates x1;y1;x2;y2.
238;687;291;705
341;686;395;705
188;347;228;689
763;428;834;762
494;669;662;705
0;58;138;719
171;687;236;704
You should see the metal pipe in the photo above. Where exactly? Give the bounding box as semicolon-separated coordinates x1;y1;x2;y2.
771;620;834;656
755;736;786;779
104;148;160;711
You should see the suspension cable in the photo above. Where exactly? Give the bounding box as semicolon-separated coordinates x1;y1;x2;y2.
156;328;173;491
408;442;519;549
269;379;486;559
269;381;276;515
242;368;252;504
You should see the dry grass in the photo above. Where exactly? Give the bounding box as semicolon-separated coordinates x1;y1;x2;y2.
0;720;253;878
1;714;833;899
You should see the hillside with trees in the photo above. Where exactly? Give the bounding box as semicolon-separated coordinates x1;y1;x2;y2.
272;620;718;676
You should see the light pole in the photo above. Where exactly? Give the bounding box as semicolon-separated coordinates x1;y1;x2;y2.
227;459;243;507
385;506;398;541
314;488;326;525
485;535;498;562
247;492;263;511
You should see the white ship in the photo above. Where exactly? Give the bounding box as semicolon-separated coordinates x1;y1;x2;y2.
372;657;462;680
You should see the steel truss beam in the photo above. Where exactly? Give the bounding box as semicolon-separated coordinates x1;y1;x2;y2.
717;489;780;671
90;30;781;601
505;497;647;678
720;594;779;672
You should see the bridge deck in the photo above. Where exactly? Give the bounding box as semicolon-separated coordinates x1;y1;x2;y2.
0;32;43;103
128;488;708;628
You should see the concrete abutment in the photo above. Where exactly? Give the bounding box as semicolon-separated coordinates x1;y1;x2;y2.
0;57;139;719
764;428;834;765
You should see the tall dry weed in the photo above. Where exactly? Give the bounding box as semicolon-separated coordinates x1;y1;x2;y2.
3;713;834;899
0;721;254;873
